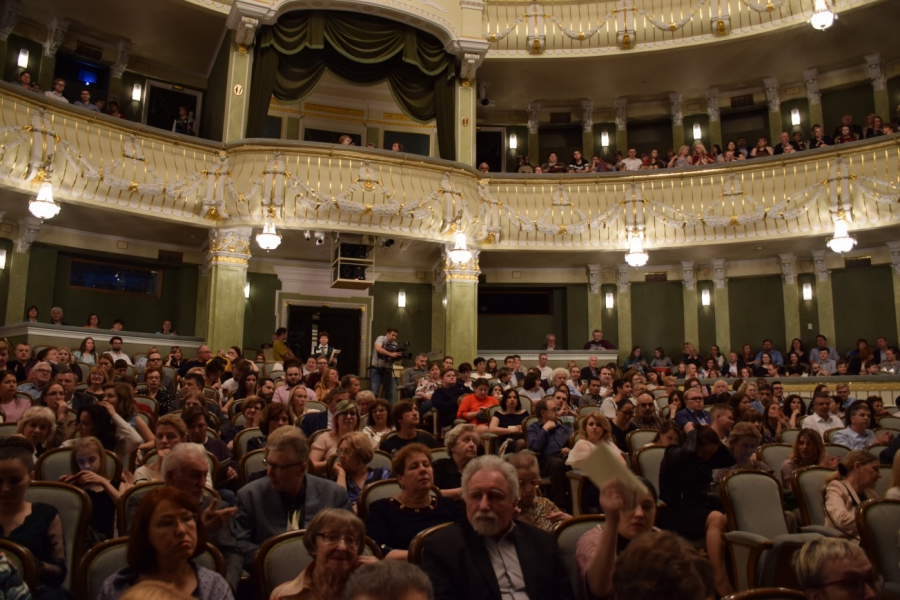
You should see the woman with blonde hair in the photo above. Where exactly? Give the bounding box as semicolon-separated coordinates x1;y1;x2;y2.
15;406;57;456
133;415;188;484
824;450;881;538
60;436;124;540
712;422;771;492
314;367;340;401
691;142;715;165
668;145;692;168
567;412;623;468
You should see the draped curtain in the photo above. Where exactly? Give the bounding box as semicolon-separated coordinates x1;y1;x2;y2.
247;11;456;160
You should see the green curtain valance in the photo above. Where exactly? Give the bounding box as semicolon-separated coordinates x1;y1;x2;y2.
246;10;456;160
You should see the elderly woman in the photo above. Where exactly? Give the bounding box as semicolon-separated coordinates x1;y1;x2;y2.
225;396;264;448
414;362;442;403
332;431;390;512
432;424;480;499
0;437;68;600
98;486;233;599
550;367;581;399
794;537;882;599
15;406;58;457
824;450;881;538
577;478;658;599
310;400;360;473
365;444;460;560
711;422;772;491
139;367;173;416
39;381;74;443
134;415;189;484
247;403;291;453
271;509;377;599
506;452;570;531
780;429;838;490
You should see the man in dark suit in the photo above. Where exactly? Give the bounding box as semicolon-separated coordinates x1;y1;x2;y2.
420;455;574;600
231;429;351;567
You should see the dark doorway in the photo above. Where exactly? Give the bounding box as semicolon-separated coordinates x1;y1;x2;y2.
476;129;503;173
287;305;362;375
146;86;199;135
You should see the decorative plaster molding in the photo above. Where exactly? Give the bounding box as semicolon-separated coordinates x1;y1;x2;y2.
668;92;682;126
779;253;795;285
888;242;900;276
233;16;259;52
42;18;69;58
205;227;251;271
15;217;40;253
706;88;720;122
763;77;780;112
526;102;540;134
0;0;21;42
614;97;627;131
681;261;695;291
587;264;600;294
581;99;593;133
811;250;829;282
437;246;480;284
617;264;630;293
110;40;133;80
802;68;821;106
711;259;727;290
865;53;886;92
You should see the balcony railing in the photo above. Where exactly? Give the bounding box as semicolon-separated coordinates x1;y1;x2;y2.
1;85;898;254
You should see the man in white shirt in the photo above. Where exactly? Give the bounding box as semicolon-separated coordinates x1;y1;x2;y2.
805;394;844;439
617;148;642;171
107;336;132;365
600;378;632;419
45;78;68;103
536;353;553;383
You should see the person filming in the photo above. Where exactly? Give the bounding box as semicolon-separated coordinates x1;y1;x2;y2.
371;327;403;402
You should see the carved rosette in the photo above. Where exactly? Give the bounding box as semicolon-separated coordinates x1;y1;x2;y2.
206;227;252;270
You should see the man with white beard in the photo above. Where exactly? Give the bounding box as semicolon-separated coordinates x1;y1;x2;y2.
419;455;574;600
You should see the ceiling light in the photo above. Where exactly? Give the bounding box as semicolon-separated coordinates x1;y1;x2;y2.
624;232;648;267
509;133;517;150
701;289;711;306
131;83;142;102
802;282;813;301
601;132;610;147
255;207;281;251
605;292;614;309
17;49;28;69
244;282;250;299
398;291;407;308
692;123;702;140
826;217;856;253
448;232;472;264
28;181;60;220
791;108;801;126
809;0;836;30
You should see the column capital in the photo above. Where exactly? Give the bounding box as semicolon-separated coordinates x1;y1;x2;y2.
437;247;480;286
526;103;540;135
614;98;628;131
802;68;821;105
811;250;829;282
681;261;695;291
763;77;780;112
15;217;41;253
110;40;133;80
865;53;886;91
42;17;69;58
0;0;21;42
206;227;252;271
616;264;630;293
457;50;488;85
668;92;683;126
711;258;727;289
887;241;900;275
587;264;600;294
581;99;594;133
706;88;720;122
779;253;796;285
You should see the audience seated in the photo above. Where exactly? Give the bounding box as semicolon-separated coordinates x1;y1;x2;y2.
16;406;59;457
832;400;892;450
432;424;480;499
248;402;292;453
365;443;459;560
711;422;771;491
507;452;570;531
181;406;235;489
419;455;574;600
613;530;715;600
780;428;837;489
378;401;439;455
310;400;360;473
793;537;882;599
528;396;573;510
231;429;351;568
823;449;881;538
60;436;123;541
99;486;233;600
64;402;142;465
133;414;189;484
342;560;434;600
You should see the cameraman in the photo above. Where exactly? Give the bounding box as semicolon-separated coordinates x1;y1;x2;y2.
371;326;403;402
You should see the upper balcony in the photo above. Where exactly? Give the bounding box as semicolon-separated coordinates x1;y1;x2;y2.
2;84;899;266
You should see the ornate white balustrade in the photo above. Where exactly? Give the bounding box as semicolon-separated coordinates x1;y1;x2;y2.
1;85;898;254
482;0;873;55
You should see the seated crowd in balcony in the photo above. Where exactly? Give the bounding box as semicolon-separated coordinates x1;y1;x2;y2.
0;314;896;598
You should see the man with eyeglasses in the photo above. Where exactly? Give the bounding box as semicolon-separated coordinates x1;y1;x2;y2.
630;391;663;430
675;388;711;429
794;537;882;600
610;399;638;452
19;361;53;400
231;429;350;568
805;393;845;439
140;350;175;392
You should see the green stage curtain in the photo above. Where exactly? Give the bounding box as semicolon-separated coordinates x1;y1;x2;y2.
247;11;456;160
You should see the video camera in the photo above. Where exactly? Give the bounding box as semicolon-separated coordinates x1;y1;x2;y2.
385;340;412;362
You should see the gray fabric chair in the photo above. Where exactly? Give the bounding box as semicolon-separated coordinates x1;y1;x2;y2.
778;429;801;445
625;429;658;456
857;498;900;598
25;482;90;591
758;444;792;478
793;466;835;528
369;449;393;473
36;447;121;482
554;515;604;600
358;479;401;521
633;445;666;496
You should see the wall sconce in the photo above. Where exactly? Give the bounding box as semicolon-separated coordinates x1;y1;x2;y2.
131;83;142;102
802;282;813;301
509;133;517;150
0;248;6;269
701;289;711;306
398;291;407;308
17;49;28;69
692;123;702;140
244;282;250;299
601;132;610;147
791;108;801;126
605;292;614;309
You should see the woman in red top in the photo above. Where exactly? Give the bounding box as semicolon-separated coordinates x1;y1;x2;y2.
457;378;499;430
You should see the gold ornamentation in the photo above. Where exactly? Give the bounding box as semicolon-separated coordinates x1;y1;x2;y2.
532;39;541;53
668;23;677;31
621;33;632;49
577;31;585;40
205;206;227;222
304;103;365;117
716;20;726;35
237;44;248;54
460;79;471;88
208;255;249;266
765;0;774;10
445;273;479;281
488;33;497;43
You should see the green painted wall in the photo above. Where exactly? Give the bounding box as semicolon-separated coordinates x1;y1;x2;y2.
630;281;685;358
822;84;875;136
242;272;282;351
697;280;717;353
593;122;618;163
831;266;897;355
566;285;589;349
728;275;785;353
780;98;810;137
721;107;770;147
23;245;198;334
4;35;42;83
370;282;433;359
888;76;900;123
627;119;674;158
200;36;230;142
600;284;619;349
0;238;11;324
476;285;588;351
797;272;819;351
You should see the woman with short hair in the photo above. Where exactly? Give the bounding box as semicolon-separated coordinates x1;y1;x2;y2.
824;450;881;538
311;401;360;473
507;452;570;532
432;424;480;499
15;406;57;457
332;431;390;512
247;403;291;453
